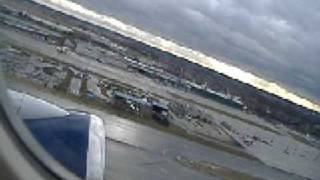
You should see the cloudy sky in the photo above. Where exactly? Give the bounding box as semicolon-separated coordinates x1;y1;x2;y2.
71;0;320;102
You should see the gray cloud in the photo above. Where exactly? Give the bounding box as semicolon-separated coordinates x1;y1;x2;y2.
72;0;320;102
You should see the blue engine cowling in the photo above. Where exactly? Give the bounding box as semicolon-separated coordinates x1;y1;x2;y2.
8;90;106;180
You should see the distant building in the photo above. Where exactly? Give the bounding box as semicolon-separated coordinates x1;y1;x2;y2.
189;84;244;109
112;90;170;126
69;77;82;95
63;38;77;51
87;75;105;99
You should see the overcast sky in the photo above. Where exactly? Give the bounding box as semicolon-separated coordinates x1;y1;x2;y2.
72;0;320;102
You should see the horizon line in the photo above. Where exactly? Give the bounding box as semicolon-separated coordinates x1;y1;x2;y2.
33;0;320;113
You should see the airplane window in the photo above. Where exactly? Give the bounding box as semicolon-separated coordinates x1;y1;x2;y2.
0;0;319;180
